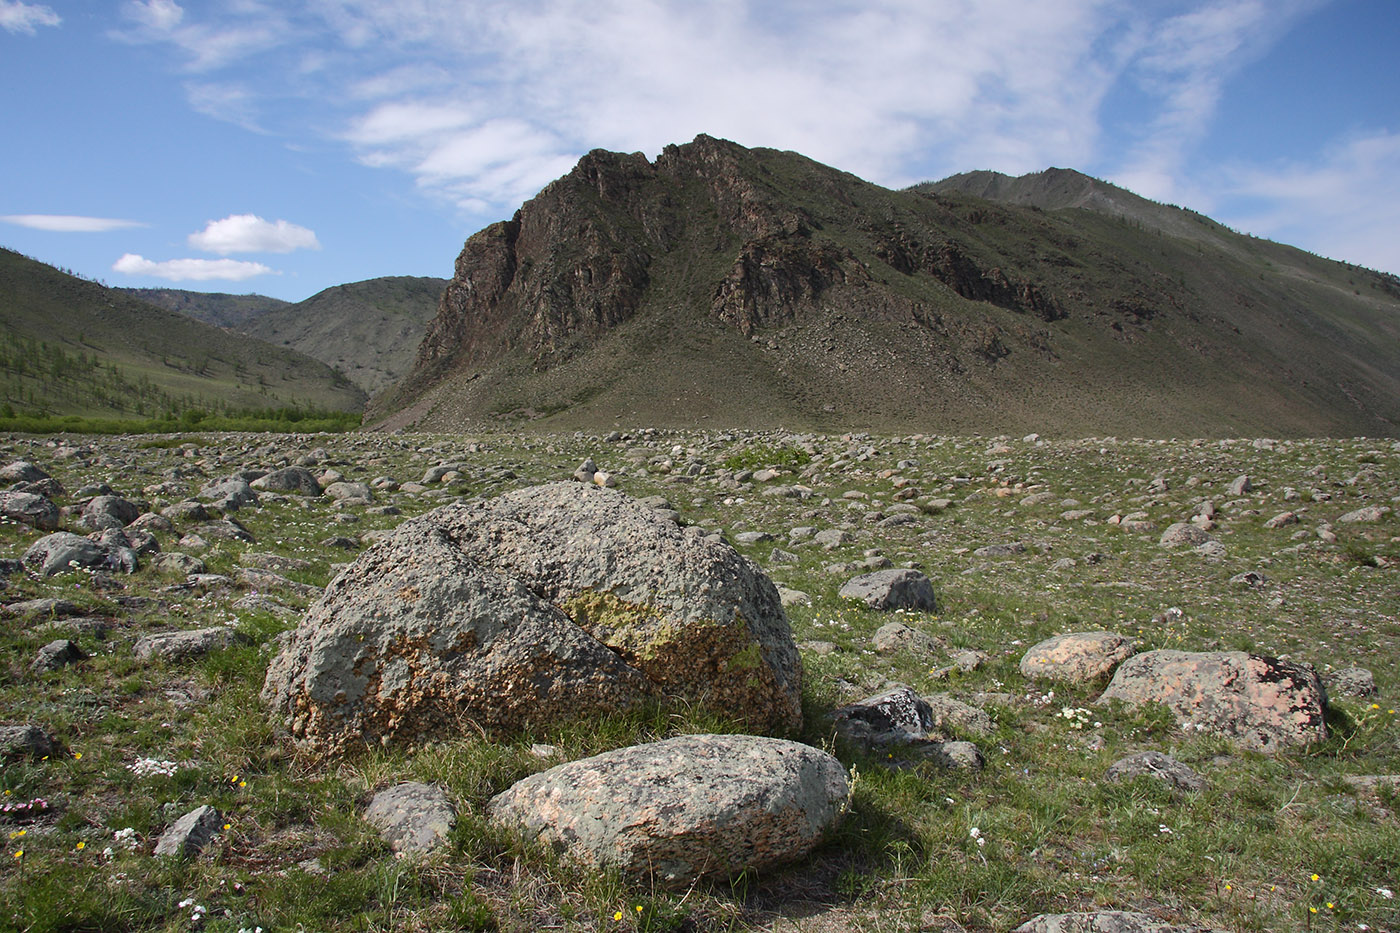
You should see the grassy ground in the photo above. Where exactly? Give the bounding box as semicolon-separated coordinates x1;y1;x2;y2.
0;429;1396;932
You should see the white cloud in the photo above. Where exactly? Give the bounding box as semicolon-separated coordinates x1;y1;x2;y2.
1;214;144;232
117;0;288;72
1108;0;1324;207
1217;131;1400;275
0;1;59;34
187;214;320;254
184;82;264;132
112;253;277;281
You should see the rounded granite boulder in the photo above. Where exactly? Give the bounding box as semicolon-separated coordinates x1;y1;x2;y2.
1099;650;1327;752
262;483;803;753
488;733;848;887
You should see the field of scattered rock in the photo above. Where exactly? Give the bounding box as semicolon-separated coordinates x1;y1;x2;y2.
1;428;1397;932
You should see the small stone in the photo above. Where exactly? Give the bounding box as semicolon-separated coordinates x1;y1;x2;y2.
1328;667;1377;698
154;805;222;858
33;639;86;671
1105;751;1205;793
838;568;937;611
365;782;457;856
1020;631;1137;684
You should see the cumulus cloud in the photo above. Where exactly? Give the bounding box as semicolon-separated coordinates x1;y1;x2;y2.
1;214;144;232
0;1;60;34
187;214;320;254
112;253;276;281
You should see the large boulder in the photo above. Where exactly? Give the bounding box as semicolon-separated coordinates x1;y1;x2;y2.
81;495;140;530
0;490;59;531
0;461;50;484
22;531;138;576
1020;631;1137;685
251;467;324;497
1099;650;1327;752
488;734;847;887
262;483;802;753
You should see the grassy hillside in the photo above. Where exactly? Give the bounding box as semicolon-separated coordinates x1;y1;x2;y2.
120;288;290;329
0;248;366;420
244;276;445;395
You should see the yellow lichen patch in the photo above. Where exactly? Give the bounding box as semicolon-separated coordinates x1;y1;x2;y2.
561;589;673;659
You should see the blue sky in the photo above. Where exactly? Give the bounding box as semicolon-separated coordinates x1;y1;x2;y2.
2;0;1397;302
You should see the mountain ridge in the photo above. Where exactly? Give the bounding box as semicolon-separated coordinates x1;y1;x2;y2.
367;135;1400;438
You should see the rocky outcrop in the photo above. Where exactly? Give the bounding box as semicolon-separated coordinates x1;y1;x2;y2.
488;734;848;887
1099;650;1328;752
263;483;802;754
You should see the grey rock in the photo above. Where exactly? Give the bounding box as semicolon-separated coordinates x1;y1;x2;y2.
81;495;140;530
838;568;937;611
22;531;137;576
812;528;851;550
928;740;985;770
1338;505;1390;523
1015;910;1224;933
161;500;212;524
193;519;254;543
0;724;60;760
235;567;322;598
154;805;222;858
0;491;60;531
134;627;249;661
871;622;938;655
4;597;80;619
251;467;323;497
324;481;373;501
150;552;207;575
922;693;993;736
1226;474;1252;496
1230;571;1268;587
1328;667;1377;698
974;542;1027;557
199;476;258;512
1264;510;1299;529
488;734;847;888
734;531;774;545
1160;522;1214;547
365;782;457;856
33;638;85;671
1104;751;1204;793
777;586;811;607
769;547;800;565
263;483;801;754
1100;650;1327;752
832;685;933;746
1020;631;1137;684
0;460;50;484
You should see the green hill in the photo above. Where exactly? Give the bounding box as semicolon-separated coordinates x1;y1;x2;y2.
120;287;290;329
243;276;446;395
0;248;366;421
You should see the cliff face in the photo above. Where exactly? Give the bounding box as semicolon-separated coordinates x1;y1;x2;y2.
372;135;1400;437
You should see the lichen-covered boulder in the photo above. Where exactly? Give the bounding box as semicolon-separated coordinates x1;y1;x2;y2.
1099;650;1327;752
488;734;847;887
262;483;802;753
1020;631;1137;684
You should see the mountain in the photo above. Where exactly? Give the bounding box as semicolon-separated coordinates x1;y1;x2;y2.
128;277;446;396
121;287;290;329
0;248;366;419
367;135;1400;437
240;277;446;396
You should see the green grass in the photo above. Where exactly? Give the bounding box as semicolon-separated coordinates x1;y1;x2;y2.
0;429;1396;931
